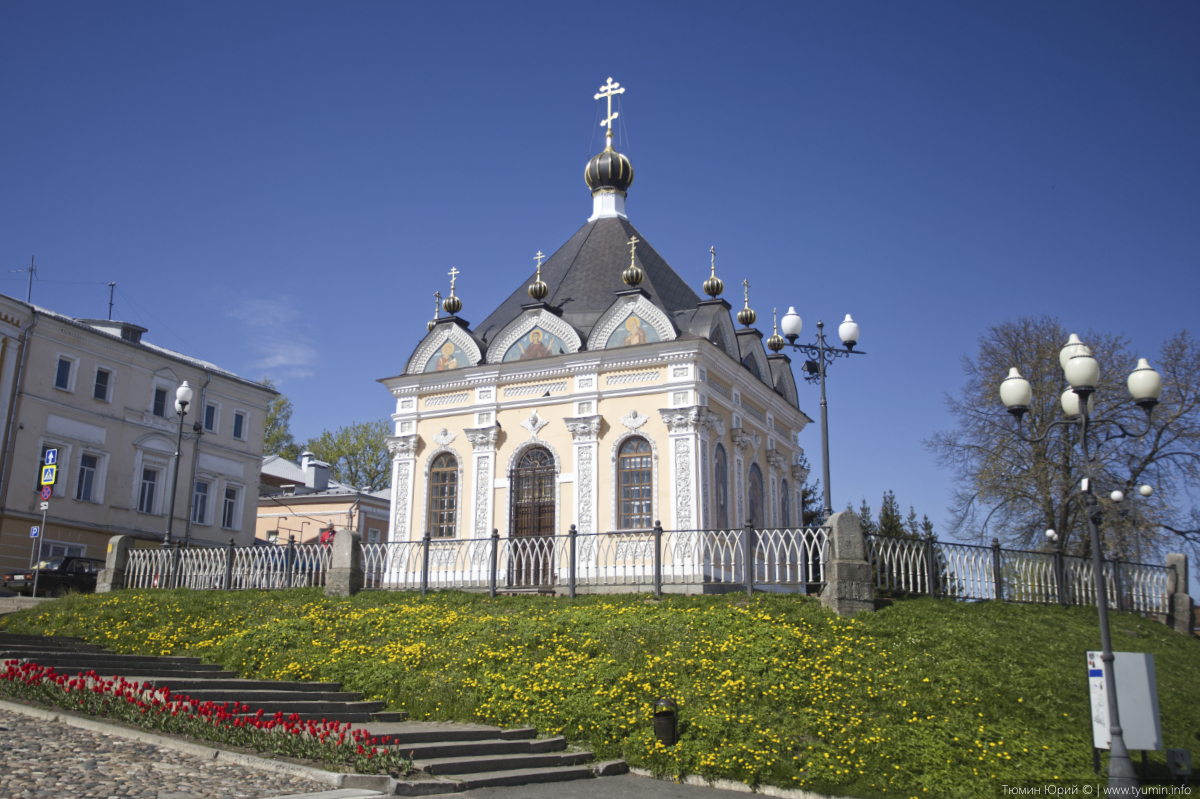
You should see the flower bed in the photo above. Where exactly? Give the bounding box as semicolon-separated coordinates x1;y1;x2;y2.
0;659;413;777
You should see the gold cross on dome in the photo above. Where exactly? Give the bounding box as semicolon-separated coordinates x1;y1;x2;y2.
594;77;625;134
447;266;460;293
434;290;441;318
534;251;545;268
628;235;639;265
710;246;717;277
742;279;751;305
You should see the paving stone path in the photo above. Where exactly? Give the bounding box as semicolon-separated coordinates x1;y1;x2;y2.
0;708;330;799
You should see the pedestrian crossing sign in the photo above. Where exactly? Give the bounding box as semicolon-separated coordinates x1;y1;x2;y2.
40;464;57;486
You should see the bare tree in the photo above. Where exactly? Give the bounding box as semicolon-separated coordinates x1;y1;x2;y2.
926;317;1199;560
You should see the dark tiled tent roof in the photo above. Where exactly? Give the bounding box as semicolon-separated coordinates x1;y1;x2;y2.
474;217;703;346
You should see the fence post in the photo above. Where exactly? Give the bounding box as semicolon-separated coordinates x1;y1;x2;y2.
224;537;235;591
991;538;1003;601
1053;538;1066;607
924;534;938;599
421;531;431;595
489;529;499;598
1112;560;1126;612
1165;554;1194;636
819;511;874;615
97;535;132;593
653;521;663;598
569;524;578;599
285;534;296;589
743;521;755;598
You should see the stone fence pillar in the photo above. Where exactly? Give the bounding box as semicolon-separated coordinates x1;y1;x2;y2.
325;530;363;597
1165;553;1194;636
97;535;131;593
820;511;874;616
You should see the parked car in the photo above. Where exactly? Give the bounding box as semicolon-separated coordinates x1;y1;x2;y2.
3;556;104;597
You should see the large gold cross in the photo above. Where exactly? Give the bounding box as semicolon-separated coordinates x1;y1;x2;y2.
710;245;717;277
594;77;625;133
534;251;545;268
447;266;459;293
742;279;751;305
628;235;639;265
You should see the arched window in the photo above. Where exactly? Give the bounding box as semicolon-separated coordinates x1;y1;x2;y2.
747;463;764;528
742;352;762;379
713;444;729;530
780;479;790;528
618;437;653;529
427;453;458;538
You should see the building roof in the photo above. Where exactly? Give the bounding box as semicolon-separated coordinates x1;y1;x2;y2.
259;454;389;501
473;217;703;347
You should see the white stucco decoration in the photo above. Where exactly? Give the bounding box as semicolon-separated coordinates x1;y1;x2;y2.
620;409;648;430
591;294;676;351
520;410;550;440
433;428;458;446
486;309;583;364
406;324;482;375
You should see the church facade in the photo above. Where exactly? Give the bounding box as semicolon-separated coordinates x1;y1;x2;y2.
379;80;812;550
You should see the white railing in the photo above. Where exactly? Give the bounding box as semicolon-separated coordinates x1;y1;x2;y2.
124;542;330;590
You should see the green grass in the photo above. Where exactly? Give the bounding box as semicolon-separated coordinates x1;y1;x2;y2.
3;590;1197;798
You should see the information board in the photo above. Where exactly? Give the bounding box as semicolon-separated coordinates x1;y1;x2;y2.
1087;651;1162;751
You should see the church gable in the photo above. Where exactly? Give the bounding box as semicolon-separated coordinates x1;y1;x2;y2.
486;309;584;364
406;323;483;375
591;293;676;351
737;335;770;383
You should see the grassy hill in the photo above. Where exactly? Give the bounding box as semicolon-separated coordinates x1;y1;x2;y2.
3;589;1197;798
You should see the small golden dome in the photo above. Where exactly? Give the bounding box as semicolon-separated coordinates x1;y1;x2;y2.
623;263;644;286
737;305;757;327
767;308;785;351
703;246;723;298
528;251;549;300
442;293;462;315
427;318;437;333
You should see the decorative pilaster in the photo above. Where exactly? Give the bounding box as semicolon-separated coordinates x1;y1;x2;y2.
564;415;601;566
697;411;724;531
386;434;419;541
732;427;754;526
659;407;706;531
465;425;501;538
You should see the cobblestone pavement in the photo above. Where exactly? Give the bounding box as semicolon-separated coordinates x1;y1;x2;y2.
0;708;331;798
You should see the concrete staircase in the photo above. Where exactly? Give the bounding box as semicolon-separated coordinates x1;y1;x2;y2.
0;632;619;790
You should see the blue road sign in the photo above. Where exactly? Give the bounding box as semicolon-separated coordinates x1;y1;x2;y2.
40;464;57;486
44;448;57;466
30;526;39;538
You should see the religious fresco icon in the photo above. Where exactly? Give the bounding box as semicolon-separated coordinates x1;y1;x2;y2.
606;315;660;349
425;340;469;373
503;327;563;362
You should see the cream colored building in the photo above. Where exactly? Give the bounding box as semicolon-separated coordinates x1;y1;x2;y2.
255;453;391;545
379;99;812;548
0;294;274;572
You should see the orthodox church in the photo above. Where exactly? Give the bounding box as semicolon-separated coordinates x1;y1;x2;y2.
379;79;811;548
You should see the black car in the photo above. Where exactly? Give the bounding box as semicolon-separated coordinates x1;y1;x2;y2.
3;556;104;597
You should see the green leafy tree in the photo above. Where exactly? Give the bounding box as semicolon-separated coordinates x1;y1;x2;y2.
261;378;300;461
304;419;392;492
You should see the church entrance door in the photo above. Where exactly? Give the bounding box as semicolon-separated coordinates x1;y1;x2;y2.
509;447;555;586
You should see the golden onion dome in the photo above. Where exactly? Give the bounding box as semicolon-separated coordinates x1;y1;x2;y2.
585;138;634;194
737;305;757;327
442;293;462;315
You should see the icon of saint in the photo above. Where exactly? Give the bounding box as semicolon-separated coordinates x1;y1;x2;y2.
435;342;459;371
519;329;553;360
622;317;648;346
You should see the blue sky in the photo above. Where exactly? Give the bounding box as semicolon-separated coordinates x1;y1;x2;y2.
2;2;1197;567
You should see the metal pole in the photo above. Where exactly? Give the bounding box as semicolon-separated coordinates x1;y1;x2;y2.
286;533;296;588
652;521;662;598
569;524;577;599
991;538;1003;601
1053;538;1067;607
1113;559;1126;613
421;531;431;595
924;533;938;599
224;537;234;591
489;529;499;598
817;321;833;521
1077;392;1139;791
164;403;188;550
743;520;755;598
30;503;48;598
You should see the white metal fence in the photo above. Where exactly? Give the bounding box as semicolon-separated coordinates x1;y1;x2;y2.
124;542;331;591
864;534;1172;614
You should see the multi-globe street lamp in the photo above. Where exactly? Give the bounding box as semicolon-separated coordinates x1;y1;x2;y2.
764;308;867;522
999;335;1163;791
162;381;195;550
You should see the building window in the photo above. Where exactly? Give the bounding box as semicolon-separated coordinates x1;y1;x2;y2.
618;437;653;529
427;453;458;538
748;463;764;528
153;388;167;417
232;412;245;440
367;528;381;544
204;404;217;432
76;454;98;502
221;486;239;529
55;358;72;390
780;479;790;528
93;369;111;401
192;481;209;524
713;444;729;530
138;468;158;513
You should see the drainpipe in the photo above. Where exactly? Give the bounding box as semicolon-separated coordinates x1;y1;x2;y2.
0;311;39;511
183;370;211;548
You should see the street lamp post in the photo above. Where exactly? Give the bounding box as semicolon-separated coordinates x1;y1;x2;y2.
772;309;866;521
162;382;195;550
1111;484;1153;566
999;338;1163;792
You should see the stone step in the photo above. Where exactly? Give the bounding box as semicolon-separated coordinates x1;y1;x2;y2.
396;736;567;760
0;633;88;646
172;689;366;703
0;641;111;653
236;710;376;723
49;667;241;680
452;765;594;789
369;711;407;722
419;750;593;776
222;700;388;715
138;678;346;693
2;652;205;665
355;723;534;743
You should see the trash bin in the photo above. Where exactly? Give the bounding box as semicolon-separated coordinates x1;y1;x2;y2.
654;697;678;746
